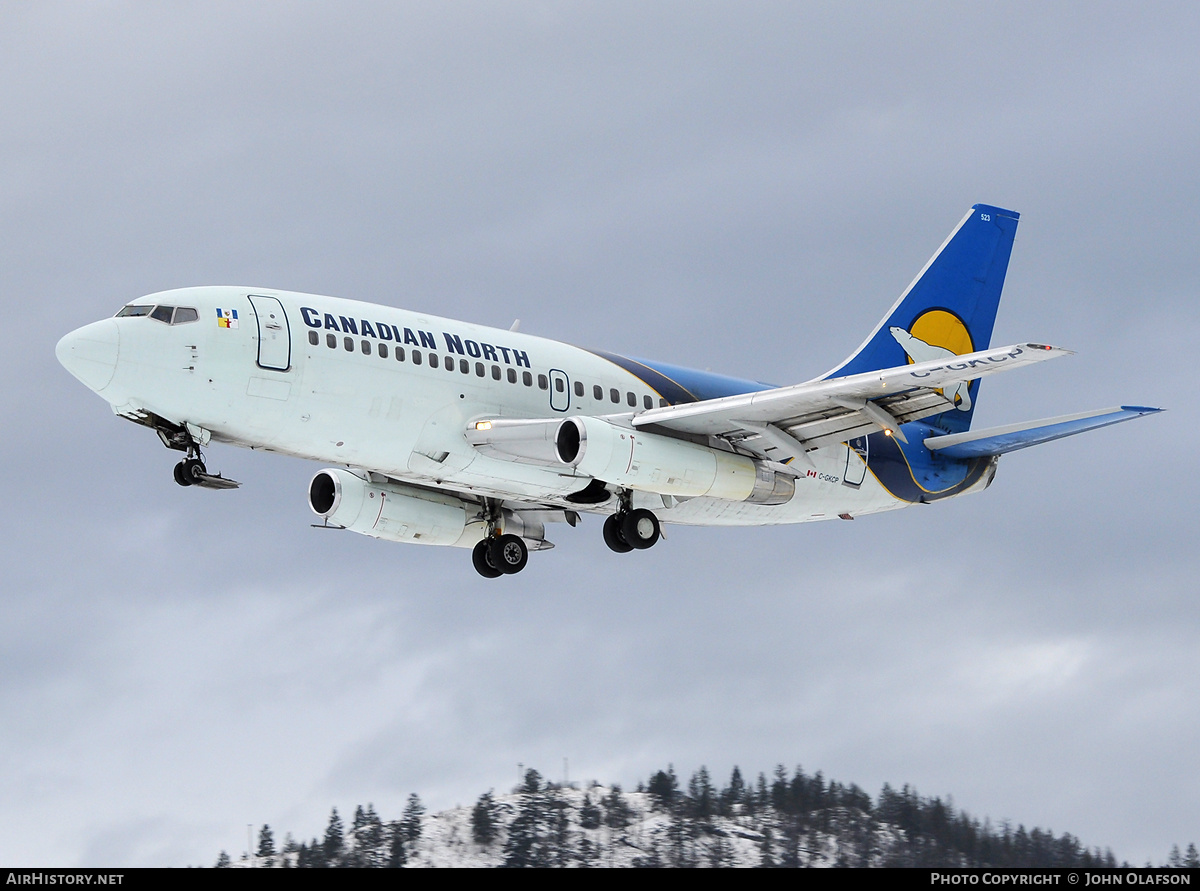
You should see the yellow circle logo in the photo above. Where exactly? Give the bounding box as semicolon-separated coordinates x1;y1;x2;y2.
908;310;973;358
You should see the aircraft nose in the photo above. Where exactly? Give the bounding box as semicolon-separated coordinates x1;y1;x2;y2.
56;319;120;392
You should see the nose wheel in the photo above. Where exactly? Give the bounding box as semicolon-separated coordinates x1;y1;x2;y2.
169;443;239;490
173;457;208;487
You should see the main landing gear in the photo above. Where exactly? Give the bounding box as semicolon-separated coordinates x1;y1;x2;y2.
471;499;530;578
603;502;661;553
471;534;529;578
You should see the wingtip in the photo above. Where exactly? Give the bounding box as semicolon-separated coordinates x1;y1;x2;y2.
1120;405;1164;414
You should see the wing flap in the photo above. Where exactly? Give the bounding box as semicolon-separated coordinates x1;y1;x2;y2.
633;343;1070;451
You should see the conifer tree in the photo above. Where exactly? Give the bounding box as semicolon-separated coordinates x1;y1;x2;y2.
502;785;548;867
345;806;368;867
214;850;231;868
720;765;745;816
688;766;715;821
757;827;775;868
386;821;407;868
1186;843;1200;869
357;804;385;868
546;787;572;867
401;794;425;843
256;824;276;865
323;807;345;867
579;793;601;830
472;790;499;846
305;836;325;868
521;768;543;794
603;784;632;829
647;766;679;811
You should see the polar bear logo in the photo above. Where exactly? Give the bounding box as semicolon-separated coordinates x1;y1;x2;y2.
889;324;973;411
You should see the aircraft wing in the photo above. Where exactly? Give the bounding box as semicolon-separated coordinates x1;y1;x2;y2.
631;342;1070;465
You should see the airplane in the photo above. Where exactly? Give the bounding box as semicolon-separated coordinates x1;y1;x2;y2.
56;204;1160;578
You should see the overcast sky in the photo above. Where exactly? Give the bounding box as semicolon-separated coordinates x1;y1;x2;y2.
2;1;1197;867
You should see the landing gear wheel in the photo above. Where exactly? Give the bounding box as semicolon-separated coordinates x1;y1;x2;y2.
472;540;502;578
488;534;528;575
603;514;634;553
622;508;660;550
184;457;207;484
173;461;193;487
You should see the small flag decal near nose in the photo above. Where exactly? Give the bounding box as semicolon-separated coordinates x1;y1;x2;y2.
217;308;239;328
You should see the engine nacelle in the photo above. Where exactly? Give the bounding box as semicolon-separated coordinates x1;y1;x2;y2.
555;417;794;505
308;468;551;548
309;468;486;548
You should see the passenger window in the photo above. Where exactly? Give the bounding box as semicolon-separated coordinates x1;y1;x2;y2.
361;340;371;355
660;398;668;407
173;307;198;324
492;365;501;380
555;377;564;392
507;368;517;383
594;385;603;400
627;392;636;407
610;388;620;403
429;354;439;368
344;336;354;351
460;358;469;373
413;350;422;365
522;371;532;387
644;395;653;409
574;381;583;397
475;362;485;377
445;356;455;371
150;305;174;323
538;374;548;390
308;331;319;346
115;305;153;318
396;347;405;361
378;343;389;359
327;333;336;348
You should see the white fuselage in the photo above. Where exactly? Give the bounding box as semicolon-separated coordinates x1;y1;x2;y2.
60;286;913;529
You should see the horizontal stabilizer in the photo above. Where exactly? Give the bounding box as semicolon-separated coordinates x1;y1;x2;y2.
924;406;1163;459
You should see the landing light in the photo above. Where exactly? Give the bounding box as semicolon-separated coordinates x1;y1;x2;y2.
475;420;493;431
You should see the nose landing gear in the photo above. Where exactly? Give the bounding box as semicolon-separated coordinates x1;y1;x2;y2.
162;423;239;490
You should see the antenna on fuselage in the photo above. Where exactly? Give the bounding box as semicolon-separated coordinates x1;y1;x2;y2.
509;319;520;332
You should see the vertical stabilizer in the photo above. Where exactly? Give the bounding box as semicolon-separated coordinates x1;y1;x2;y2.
824;204;1020;434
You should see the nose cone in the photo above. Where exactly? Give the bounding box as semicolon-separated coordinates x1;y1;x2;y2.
56;319;120;392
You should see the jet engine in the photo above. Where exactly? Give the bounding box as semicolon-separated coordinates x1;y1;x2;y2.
308;468;552;549
309;468;487;547
554;417;794;505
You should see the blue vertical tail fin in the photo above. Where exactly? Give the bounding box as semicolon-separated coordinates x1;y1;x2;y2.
824;204;1020;434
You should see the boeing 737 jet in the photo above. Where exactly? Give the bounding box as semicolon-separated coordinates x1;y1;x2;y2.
57;204;1160;577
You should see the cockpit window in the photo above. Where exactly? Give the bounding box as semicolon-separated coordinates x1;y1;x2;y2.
115;304;199;324
115;305;153;317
